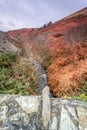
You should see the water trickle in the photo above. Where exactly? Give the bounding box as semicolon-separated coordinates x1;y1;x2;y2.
29;53;53;96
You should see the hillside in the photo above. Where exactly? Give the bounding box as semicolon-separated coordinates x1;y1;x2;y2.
0;31;19;52
6;7;87;99
0;31;38;95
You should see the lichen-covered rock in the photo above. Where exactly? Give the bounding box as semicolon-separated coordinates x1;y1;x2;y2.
77;106;87;130
0;91;87;130
42;86;51;129
59;107;78;130
15;96;40;114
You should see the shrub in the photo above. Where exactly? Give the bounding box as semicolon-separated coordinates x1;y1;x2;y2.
65;23;87;46
40;49;51;69
0;53;38;95
0;52;17;68
54;33;63;38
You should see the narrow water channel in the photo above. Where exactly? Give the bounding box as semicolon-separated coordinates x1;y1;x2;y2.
29;53;53;96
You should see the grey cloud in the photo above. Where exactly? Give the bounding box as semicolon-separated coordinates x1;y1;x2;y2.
0;0;87;31
7;21;15;27
0;20;4;25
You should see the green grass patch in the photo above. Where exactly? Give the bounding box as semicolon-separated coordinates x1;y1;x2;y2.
0;52;38;95
73;83;87;101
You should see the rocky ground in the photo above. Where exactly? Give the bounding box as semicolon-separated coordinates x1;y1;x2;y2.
0;87;87;130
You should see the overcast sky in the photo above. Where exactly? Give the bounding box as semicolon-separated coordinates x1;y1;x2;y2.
0;0;87;31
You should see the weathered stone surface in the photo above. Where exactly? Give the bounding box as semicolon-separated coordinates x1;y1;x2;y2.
0;127;9;130
0;91;87;130
15;96;41;114
49;101;60;130
59;107;78;130
65;106;78;122
0;31;19;53
77;106;87;130
0;105;8;126
49;115;58;130
0;95;12;105
42;86;51;128
0;95;43;130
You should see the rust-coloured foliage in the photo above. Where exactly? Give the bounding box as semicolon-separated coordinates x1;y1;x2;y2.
6;7;87;97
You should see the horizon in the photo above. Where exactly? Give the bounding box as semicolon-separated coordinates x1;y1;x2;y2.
0;0;87;31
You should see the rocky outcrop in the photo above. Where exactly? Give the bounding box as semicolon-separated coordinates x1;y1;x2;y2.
0;86;87;130
0;31;18;53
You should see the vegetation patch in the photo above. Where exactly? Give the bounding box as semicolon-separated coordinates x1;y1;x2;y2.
73;82;87;101
54;33;64;38
0;52;38;95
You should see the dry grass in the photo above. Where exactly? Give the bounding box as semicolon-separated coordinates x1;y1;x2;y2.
48;43;87;97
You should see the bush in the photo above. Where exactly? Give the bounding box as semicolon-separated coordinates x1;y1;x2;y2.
0;52;17;68
0;53;38;95
40;49;51;69
65;23;87;46
54;33;63;38
68;82;87;102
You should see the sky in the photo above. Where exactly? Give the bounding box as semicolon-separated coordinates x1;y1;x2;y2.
0;0;87;31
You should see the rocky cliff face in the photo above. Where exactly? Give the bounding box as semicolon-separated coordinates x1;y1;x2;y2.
6;7;87;97
0;31;18;53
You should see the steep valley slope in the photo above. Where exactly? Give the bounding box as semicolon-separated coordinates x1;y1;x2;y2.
0;31;19;52
6;7;87;98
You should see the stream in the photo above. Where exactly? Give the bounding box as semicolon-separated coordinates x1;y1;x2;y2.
29;53;53;96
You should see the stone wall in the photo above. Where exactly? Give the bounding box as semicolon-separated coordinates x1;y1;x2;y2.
0;86;87;130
